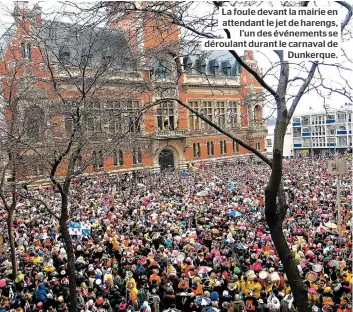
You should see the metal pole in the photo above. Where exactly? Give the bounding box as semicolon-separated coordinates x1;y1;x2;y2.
345;110;349;154
336;166;342;236
309;107;313;159
328;125;330;155
334;127;337;156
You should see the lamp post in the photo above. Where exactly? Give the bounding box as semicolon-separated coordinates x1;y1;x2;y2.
328;158;347;237
309;106;314;159
336;169;341;235
343;103;353;153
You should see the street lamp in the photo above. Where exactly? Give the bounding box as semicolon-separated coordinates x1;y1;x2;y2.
309;106;314;159
342;103;353;153
328;158;348;237
327;124;337;156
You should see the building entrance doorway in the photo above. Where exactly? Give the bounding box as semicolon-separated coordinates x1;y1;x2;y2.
158;149;174;171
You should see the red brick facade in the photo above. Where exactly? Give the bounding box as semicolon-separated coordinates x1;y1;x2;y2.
0;4;266;178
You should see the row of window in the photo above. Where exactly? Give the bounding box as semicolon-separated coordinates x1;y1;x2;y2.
293;113;352;125
19;41;131;69
23;98;263;139
192;140;241;158
293;137;350;147
73;99;141;135
302;126;347;132
188;100;261;130
293;125;349;138
92;148;142;169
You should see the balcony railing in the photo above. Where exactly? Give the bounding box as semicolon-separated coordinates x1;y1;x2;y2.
152;129;189;139
248;122;267;132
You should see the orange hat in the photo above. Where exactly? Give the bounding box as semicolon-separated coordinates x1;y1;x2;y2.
96;297;104;305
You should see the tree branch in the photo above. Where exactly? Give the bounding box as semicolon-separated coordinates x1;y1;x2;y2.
222;27;279;100
336;1;353;31
18;193;60;220
288;62;318;119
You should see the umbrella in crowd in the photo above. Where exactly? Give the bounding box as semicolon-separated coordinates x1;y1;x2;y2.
315;224;327;233
328;260;346;268
197;266;213;274
202;307;220;312
194;296;212;306
324;221;338;229
229;211;242;217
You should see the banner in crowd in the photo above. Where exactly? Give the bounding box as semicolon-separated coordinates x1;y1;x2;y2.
69;221;91;236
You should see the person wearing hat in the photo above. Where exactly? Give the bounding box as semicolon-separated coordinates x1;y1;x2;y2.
177;274;189;291
149;269;161;285
244;294;258;312
191;281;204;296
35;283;48;303
233;294;246;312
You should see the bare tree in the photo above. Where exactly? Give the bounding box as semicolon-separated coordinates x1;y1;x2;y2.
0;23;47;282
1;1;351;311
85;2;352;312
0;2;166;310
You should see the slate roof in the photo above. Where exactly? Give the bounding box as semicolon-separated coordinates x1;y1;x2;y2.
182;44;245;77
36;20;133;68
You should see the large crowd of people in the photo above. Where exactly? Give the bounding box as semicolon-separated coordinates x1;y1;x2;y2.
0;156;351;312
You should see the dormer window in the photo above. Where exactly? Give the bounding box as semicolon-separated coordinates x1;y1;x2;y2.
80;48;93;68
221;61;232;76
121;56;131;69
102;49;113;66
209;59;219;75
59;46;70;63
21;43;31;59
195;58;207;74
183;56;193;74
201;60;206;74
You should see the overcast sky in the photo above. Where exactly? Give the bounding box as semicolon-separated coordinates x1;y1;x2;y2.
0;0;352;117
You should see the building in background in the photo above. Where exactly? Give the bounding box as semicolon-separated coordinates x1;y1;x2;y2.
265;118;293;157
291;106;353;157
0;3;267;179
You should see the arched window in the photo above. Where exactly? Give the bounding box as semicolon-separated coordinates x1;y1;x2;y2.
233;140;239;153
193;142;201;158
153;55;174;79
133;147;142;165
254;105;262;122
207;141;214;156
92;151;97;169
21;42;31;59
92;151;104;169
155;59;168;79
220;140;227;154
98;151;104;168
113;149;124;167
